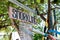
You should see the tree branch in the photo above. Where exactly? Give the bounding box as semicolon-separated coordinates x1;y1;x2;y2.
36;7;46;21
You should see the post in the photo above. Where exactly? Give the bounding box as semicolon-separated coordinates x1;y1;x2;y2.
47;0;53;40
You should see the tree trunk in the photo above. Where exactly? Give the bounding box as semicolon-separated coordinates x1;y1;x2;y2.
53;9;57;37
47;0;53;40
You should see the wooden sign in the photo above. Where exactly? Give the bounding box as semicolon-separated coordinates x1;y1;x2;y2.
8;6;36;24
19;22;32;40
8;6;33;40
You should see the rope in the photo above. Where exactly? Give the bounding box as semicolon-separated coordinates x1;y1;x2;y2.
48;30;60;34
33;28;60;40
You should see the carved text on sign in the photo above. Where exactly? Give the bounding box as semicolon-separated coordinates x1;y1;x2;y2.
9;7;36;24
